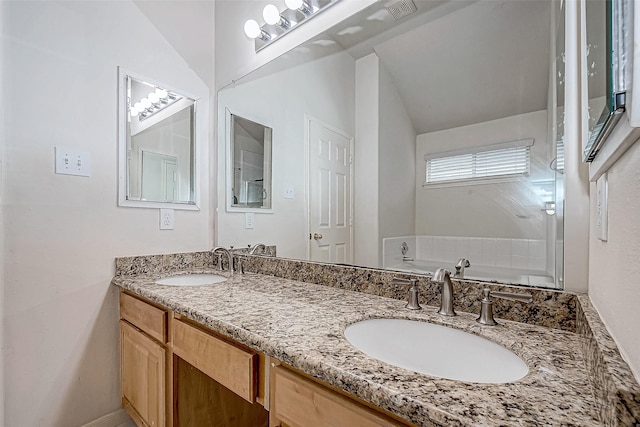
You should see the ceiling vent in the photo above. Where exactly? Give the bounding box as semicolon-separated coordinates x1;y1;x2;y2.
384;0;417;21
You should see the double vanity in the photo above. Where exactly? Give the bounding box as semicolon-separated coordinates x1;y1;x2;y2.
112;251;640;426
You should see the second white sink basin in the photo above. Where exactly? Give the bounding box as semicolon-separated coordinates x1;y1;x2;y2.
155;274;227;286
344;318;528;383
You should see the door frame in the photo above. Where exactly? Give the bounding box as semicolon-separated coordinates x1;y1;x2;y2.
304;115;355;262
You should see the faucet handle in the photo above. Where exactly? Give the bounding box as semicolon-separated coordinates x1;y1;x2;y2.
477;288;533;325
392;277;422;310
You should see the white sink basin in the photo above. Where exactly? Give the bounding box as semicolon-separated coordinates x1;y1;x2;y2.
344;319;528;383
155;274;227;286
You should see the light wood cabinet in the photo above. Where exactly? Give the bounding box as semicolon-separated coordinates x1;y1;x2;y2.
120;290;414;427
270;365;412;427
172;318;258;403
120;320;166;427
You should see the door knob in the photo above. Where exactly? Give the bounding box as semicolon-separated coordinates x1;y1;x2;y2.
313;233;323;240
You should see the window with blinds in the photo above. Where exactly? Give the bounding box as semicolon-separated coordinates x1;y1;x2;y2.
425;139;533;185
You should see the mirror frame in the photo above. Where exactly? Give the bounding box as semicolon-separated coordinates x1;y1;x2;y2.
582;0;631;163
117;66;201;210
225;108;274;213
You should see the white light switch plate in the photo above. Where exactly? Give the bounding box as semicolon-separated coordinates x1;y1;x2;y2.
596;173;608;241
245;212;254;229
160;209;174;230
55;146;91;177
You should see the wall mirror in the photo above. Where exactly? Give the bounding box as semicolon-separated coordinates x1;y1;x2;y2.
583;0;631;162
118;67;199;210
216;0;565;290
226;109;273;212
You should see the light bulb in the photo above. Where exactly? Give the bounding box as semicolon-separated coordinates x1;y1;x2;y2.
148;92;160;103
285;0;303;10
130;108;138;117
263;4;281;25
244;19;261;39
140;98;152;109
155;88;168;99
133;102;143;111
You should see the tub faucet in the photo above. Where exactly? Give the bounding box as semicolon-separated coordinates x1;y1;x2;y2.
211;246;234;275
432;268;456;316
249;243;266;255
454;258;470;277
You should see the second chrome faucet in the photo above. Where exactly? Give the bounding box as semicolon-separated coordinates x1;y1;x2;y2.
432;268;456;316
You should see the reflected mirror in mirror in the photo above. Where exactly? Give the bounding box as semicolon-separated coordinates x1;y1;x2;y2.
216;0;565;290
226;110;273;211
118;68;199;209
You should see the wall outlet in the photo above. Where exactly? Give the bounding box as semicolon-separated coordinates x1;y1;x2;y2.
160;208;174;230
283;187;294;199
55;146;91;177
245;212;254;229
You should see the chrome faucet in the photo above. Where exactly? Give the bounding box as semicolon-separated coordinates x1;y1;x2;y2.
432;268;456;316
454;258;470;277
211;246;234;275
477;288;532;325
392;277;422;310
249;243;266;255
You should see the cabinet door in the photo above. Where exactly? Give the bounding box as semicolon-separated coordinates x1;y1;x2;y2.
121;320;166;427
270;366;410;427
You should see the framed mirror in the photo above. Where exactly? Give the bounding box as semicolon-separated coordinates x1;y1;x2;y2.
225;109;273;212
118;67;200;210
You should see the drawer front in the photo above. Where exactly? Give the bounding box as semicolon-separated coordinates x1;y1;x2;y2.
172;318;257;403
120;292;167;343
271;366;407;427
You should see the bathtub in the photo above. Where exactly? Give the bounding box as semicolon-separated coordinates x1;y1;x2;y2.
386;259;555;288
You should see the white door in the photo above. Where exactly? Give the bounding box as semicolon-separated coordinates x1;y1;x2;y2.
308;119;353;263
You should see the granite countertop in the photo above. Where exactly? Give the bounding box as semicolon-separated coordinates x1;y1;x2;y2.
113;269;601;426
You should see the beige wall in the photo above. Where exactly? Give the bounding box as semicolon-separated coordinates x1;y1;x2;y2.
589;140;640;382
1;1;211;426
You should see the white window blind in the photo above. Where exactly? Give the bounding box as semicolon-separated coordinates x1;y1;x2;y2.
425;139;533;185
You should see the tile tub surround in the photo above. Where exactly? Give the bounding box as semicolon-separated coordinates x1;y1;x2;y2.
113;271;603;426
577;295;640;425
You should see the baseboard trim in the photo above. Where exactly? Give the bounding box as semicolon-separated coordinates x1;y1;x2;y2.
81;408;131;427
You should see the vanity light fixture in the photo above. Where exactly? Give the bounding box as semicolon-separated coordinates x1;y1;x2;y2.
244;0;341;52
129;87;181;121
263;4;290;29
285;0;314;16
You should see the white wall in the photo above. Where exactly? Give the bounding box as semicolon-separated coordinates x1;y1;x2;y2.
415;110;552;239
354;53;380;267
1;2;211;426
378;61;416;255
216;52;355;259
589;140;640;382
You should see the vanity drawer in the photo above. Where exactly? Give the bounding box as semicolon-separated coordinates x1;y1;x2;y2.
120;292;168;343
271;366;409;427
172;318;258;403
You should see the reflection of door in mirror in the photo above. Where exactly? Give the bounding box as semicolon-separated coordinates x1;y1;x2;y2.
140;151;179;202
229;113;272;211
308;119;353;264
